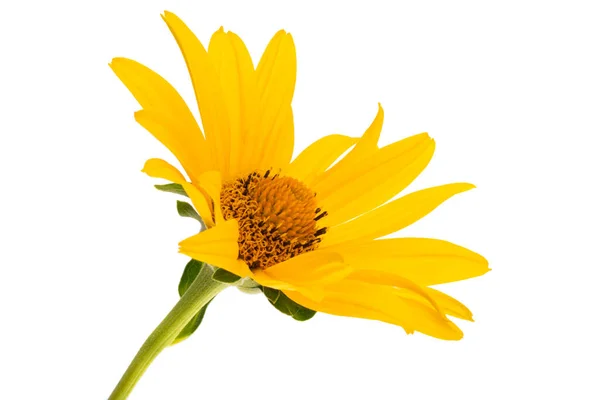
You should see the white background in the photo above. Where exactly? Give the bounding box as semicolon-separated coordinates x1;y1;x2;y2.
1;0;599;399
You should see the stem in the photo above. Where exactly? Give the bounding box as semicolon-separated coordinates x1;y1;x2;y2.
108;265;227;400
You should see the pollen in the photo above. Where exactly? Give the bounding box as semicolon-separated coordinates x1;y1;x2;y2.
220;170;328;270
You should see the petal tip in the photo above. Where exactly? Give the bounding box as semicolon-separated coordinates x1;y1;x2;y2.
108;58;124;71
456;182;477;193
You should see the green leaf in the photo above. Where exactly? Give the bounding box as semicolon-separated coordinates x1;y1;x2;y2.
155;183;188;197
176;200;202;222
263;286;281;303
172;260;211;344
262;287;317;321
212;268;241;284
178;259;204;296
171;300;212;345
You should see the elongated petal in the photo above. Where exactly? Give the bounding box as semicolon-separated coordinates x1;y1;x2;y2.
311;105;383;188
321;183;475;247
346;265;474;321
283;134;358;185
110;59;208;181
226;32;260;176
179;219;251;278
347;269;441;313
286;287;392;327
254;274;325;303
208;28;239;178
161;12;229;175
286;281;463;340
255;31;296;170
316;133;435;226
423;288;474;321
181;182;215;228
348;270;473;321
259;104;294;171
142;158;187;183
329;238;489;286
233;30;283;173
208;28;260;178
331;103;383;166
197;171;224;224
256;251;348;285
251;251;349;302
110;57;195;123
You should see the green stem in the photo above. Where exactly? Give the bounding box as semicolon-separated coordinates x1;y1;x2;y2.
108;265;227;400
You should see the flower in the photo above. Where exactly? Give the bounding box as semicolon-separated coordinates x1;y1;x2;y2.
110;11;488;340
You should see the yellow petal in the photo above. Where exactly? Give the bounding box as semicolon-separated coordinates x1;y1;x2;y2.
110;59;208;182
180;182;215;228
347;269;441;314
286;281;463;340
310;105;383;187
283;134;358;185
161;12;229;176
330;103;383;166
226;32;261;176
179;219;251;278
259;104;294;171
286;287;405;329
255;31;296;170
249;251;348;303
346;265;474;321
142;158;187;184
207;28;237;178
197;171;224;224
255;251;348;286
423;288;474;321
316;133;435;226
321;183;475;247
208;28;260;178
253;273;325;303
348;269;474;322
329;238;489;286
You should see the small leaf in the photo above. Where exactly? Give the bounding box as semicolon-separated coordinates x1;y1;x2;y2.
177;200;202;222
155;183;188;197
262;287;317;321
212;268;241;284
173;260;211;344
172;300;211;345
178;259;204;296
263;287;281;303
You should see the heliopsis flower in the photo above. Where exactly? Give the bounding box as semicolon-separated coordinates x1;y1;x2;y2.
110;11;488;344
108;11;490;399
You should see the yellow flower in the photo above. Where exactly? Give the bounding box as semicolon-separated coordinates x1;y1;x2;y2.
110;11;488;341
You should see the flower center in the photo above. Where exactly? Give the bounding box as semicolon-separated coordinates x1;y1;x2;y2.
220;170;328;270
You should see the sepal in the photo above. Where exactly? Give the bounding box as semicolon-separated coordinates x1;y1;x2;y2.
262;287;317;321
236;278;262;294
212;268;241;284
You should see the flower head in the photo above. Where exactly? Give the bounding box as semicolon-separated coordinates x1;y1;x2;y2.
110;11;488;340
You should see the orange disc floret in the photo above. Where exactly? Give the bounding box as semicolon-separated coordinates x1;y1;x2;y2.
220;170;328;270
